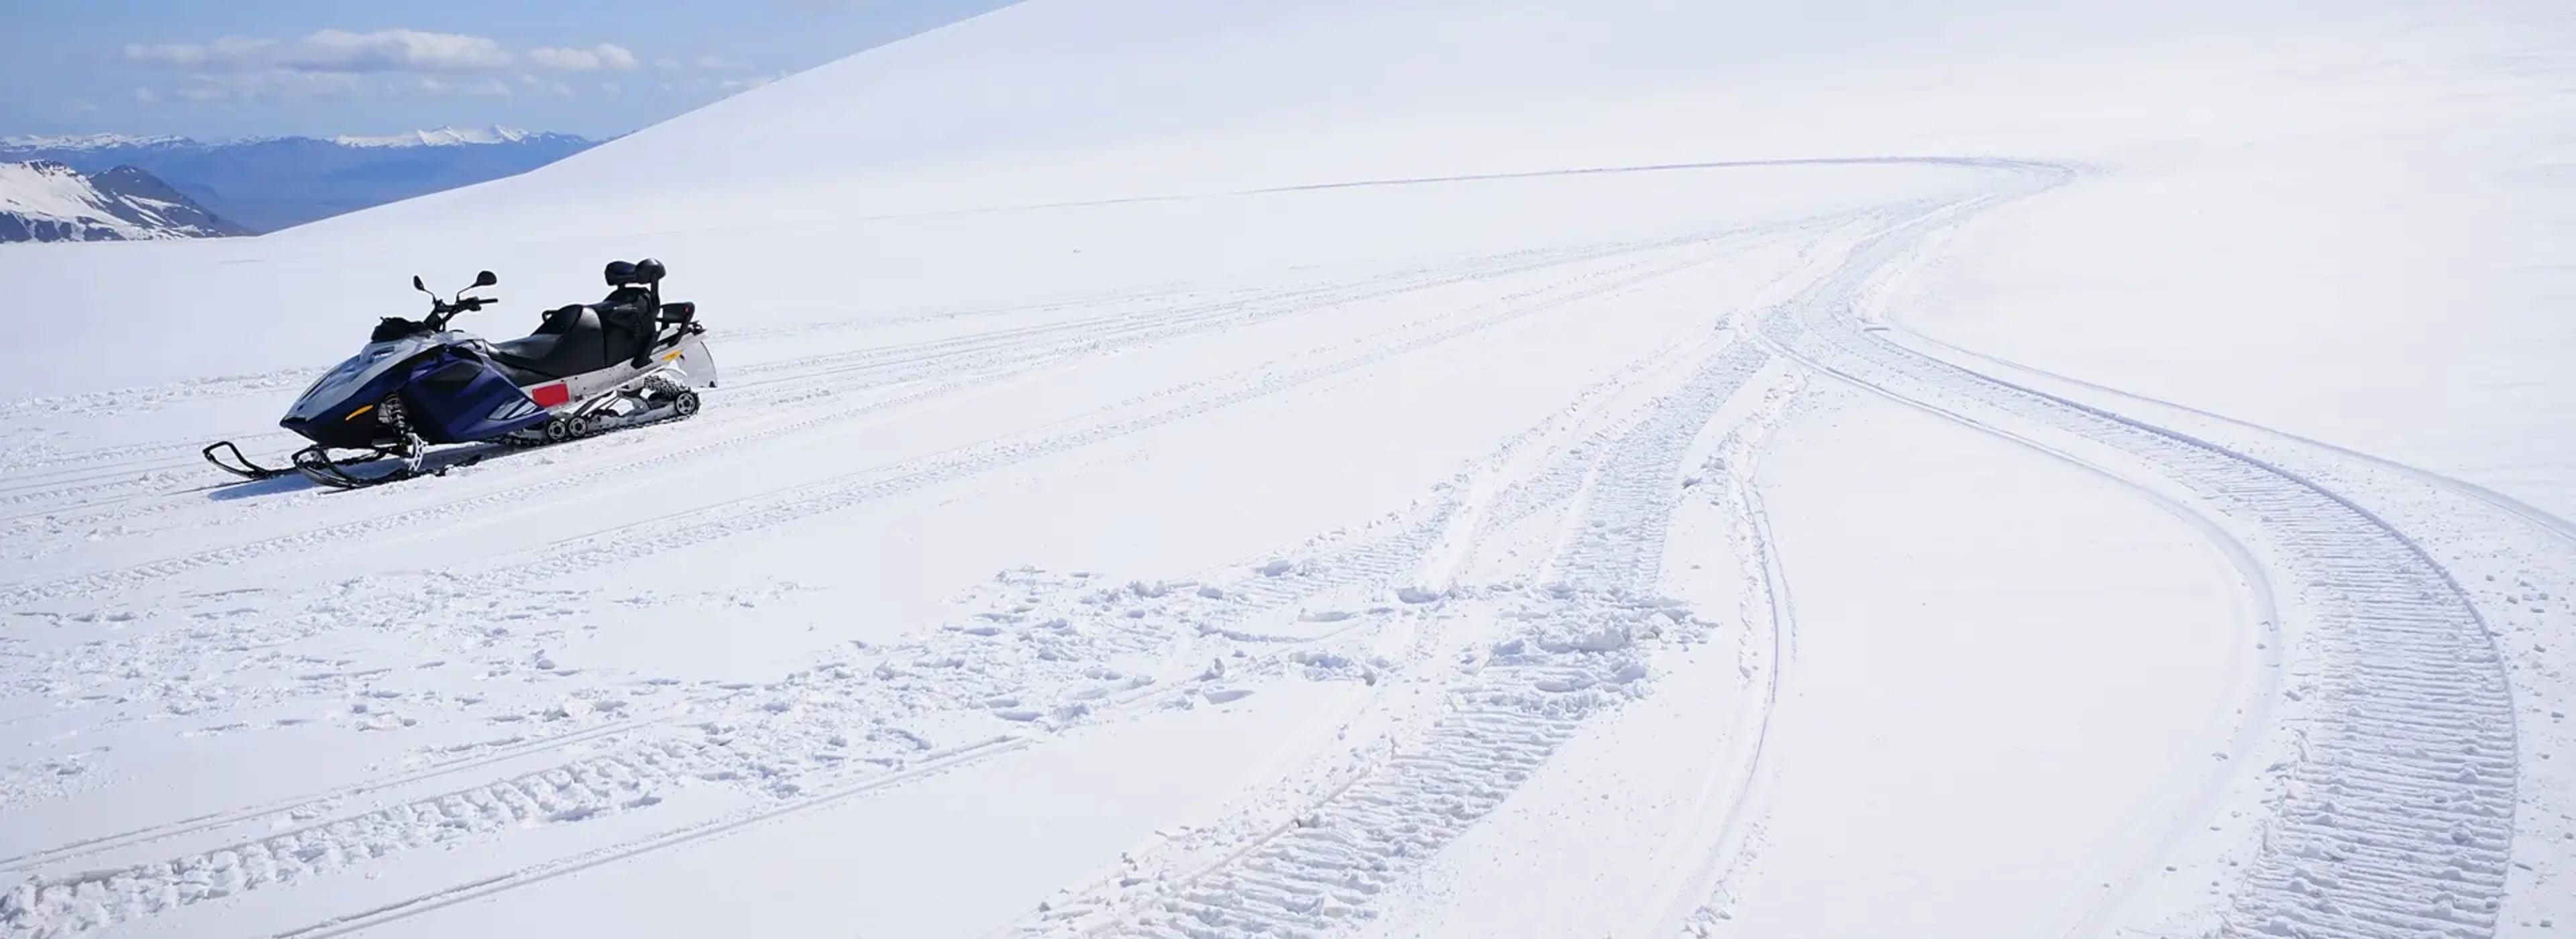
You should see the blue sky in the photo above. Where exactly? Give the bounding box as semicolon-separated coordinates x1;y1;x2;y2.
1;1;1019;140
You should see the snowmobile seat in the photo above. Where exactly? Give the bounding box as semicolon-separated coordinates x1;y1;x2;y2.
531;302;589;335
489;307;643;382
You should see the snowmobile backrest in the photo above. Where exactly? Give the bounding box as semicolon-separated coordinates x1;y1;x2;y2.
600;286;655;311
604;258;666;287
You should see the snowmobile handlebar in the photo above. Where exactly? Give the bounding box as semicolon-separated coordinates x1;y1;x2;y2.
421;296;497;331
413;271;500;329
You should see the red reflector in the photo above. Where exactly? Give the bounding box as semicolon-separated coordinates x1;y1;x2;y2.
531;383;570;408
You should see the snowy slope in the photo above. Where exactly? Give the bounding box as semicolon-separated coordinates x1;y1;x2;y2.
0;160;246;242
3;1;2574;938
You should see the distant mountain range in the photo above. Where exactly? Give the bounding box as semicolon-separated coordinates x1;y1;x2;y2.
0;125;601;236
0;160;251;242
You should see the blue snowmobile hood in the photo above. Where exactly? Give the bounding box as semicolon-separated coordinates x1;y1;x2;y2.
282;330;486;426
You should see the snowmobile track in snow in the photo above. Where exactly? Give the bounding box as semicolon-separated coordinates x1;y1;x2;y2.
1764;174;2520;939
1;211;1818;939
4;305;1751;934
1038;333;1776;938
391;240;1760;602
0;227;1787;608
266;734;1036;939
15;155;2524;939
0;496;1465;937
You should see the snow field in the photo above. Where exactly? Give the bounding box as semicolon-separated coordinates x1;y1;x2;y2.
6;0;2575;935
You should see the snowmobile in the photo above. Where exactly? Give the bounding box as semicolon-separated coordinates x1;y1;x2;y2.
203;258;718;489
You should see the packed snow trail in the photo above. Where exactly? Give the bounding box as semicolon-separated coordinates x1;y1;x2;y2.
1752;168;2528;937
1874;325;2576;936
6;153;2570;939
1;164;1884;938
1026;340;1776;938
7;1;2575;928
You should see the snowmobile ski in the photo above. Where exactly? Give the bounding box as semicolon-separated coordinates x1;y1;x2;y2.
200;440;294;481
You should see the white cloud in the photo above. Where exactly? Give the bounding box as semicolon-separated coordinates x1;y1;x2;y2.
127;29;511;74
297;29;513;71
528;43;638;72
124;28;664;107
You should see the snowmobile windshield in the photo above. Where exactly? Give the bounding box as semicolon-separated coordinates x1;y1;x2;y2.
287;337;431;420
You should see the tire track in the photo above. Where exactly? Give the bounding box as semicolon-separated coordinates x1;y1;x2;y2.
236;264;1804;939
0;716;650;877
0;233;1786;938
1040;336;1775;938
1881;319;2576;936
1759;171;2520;939
0;491;1464;938
439;238;1756;600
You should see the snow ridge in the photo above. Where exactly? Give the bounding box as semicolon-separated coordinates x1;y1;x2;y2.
329;125;550;148
0;134;189;151
0;160;244;242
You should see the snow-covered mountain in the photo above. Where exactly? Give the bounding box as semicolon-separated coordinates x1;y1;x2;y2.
0;160;249;242
0;127;598;232
329;125;586;149
1;2;2572;938
0;133;193;150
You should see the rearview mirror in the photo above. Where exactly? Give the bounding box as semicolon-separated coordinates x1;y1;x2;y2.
411;274;427;293
474;270;497;288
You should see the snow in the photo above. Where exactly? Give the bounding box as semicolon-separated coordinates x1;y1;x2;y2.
3;1;2574;938
0;162;152;241
0;134;189;151
0;163;117;225
328;125;541;148
1682;388;2267;937
0;162;233;242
